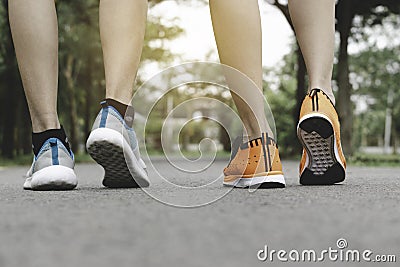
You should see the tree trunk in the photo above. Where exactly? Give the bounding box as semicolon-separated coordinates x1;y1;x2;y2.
219;124;231;152
83;55;93;141
21;98;32;154
0;73;17;158
392;124;397;155
293;45;307;154
64;54;79;153
0;1;18;158
14;92;30;156
336;1;354;156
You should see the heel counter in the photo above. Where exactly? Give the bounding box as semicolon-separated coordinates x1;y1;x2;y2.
57;141;75;169
299;95;313;120
271;147;283;172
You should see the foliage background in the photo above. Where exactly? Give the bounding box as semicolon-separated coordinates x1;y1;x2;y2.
0;0;399;162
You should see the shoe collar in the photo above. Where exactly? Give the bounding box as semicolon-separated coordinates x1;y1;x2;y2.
309;88;335;107
229;133;277;161
240;133;277;149
35;137;73;160
99;101;135;131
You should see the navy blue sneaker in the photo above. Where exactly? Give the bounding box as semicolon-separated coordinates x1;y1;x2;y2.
86;102;149;188
24;138;77;190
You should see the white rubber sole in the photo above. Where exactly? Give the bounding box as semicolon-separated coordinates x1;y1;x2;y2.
24;165;77;191
86;128;149;188
223;174;286;188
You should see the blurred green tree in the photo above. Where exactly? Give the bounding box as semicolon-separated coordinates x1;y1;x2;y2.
264;45;298;157
349;14;400;153
0;0;184;157
267;0;400;156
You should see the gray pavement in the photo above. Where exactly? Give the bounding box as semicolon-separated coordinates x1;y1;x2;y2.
1;159;400;267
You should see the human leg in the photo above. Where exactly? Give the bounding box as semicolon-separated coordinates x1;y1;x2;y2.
210;0;270;140
99;0;147;105
210;0;285;188
9;0;60;133
86;0;149;188
9;0;77;190
289;0;336;103
289;0;346;185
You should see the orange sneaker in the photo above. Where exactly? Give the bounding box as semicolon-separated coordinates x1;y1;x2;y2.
297;88;346;185
223;133;285;188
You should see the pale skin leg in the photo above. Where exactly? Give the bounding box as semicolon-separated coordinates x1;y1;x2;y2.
210;0;271;140
9;0;60;133
9;0;147;134
288;0;336;104
100;0;148;105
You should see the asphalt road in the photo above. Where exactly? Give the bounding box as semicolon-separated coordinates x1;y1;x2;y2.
1;159;400;267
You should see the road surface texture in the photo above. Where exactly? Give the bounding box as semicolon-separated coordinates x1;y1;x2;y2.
0;159;400;267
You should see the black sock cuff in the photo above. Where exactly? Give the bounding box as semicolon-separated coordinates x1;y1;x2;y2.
32;126;71;156
103;98;135;128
